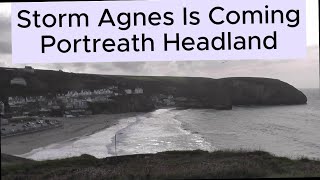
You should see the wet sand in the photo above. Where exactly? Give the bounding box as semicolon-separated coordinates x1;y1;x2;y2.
1;113;140;155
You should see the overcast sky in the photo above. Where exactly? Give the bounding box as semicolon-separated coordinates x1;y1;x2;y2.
0;1;319;88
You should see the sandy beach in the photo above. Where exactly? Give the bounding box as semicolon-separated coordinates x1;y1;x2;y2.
1;113;140;155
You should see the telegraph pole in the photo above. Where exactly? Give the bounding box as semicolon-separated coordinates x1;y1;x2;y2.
115;134;117;157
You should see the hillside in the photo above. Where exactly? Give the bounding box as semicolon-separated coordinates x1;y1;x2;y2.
2;150;320;179
1;154;33;166
0;67;307;115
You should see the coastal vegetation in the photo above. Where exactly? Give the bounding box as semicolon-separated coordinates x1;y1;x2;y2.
2;150;320;179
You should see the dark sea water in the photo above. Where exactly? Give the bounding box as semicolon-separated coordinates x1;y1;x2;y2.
177;89;320;159
20;89;320;160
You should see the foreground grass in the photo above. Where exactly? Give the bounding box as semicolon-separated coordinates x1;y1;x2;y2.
2;150;320;179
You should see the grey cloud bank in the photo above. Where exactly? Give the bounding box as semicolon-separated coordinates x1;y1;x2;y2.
0;14;11;54
1;46;318;89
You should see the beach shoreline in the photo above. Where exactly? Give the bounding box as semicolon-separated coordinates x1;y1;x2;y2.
1;113;142;155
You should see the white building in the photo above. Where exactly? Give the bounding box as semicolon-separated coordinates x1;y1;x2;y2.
26;97;36;103
125;89;132;94
66;91;79;97
0;101;4;115
1;119;9;125
109;86;118;90
37;96;46;102
134;88;143;94
8;96;26;105
79;90;92;96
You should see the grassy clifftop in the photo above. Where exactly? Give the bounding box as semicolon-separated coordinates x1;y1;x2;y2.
0;67;227;98
2;150;320;179
1;154;33;166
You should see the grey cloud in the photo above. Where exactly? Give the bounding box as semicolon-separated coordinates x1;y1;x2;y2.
0;14;11;55
0;54;11;67
0;15;10;32
64;63;88;73
0;40;11;54
66;63;115;74
111;62;146;74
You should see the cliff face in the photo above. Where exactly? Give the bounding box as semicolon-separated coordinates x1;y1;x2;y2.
224;78;307;105
0;67;307;115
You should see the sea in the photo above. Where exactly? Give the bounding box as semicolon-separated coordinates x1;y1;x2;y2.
19;89;320;161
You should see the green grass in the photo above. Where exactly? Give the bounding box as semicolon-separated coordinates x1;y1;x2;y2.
2;150;320;179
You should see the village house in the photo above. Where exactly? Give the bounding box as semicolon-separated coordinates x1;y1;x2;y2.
125;89;132;94
65;91;80;97
134;87;143;94
92;96;109;102
93;89;113;95
8;97;26;106
163;95;175;106
1;118;9;125
39;108;50;112
0;101;4;116
78;90;92;96
74;100;88;109
26;97;36;103
109;86;118;90
37;96;46;102
5;86;127;118
65;104;73;110
85;97;93;102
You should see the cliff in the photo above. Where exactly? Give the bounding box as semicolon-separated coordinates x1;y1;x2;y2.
224;77;307;105
0;67;307;114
